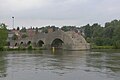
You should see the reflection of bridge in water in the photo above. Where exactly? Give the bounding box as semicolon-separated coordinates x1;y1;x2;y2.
9;30;90;50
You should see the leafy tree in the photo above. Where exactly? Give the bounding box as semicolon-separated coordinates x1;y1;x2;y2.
82;24;91;38
12;34;18;40
81;19;120;48
61;26;76;32
113;40;120;49
41;27;48;33
0;23;8;50
21;34;28;38
20;27;26;32
93;37;104;46
17;27;20;30
35;27;38;34
103;26;114;38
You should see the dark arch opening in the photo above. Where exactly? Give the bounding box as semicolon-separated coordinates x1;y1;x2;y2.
15;43;18;46
20;42;23;45
27;41;31;46
37;40;44;47
51;38;64;48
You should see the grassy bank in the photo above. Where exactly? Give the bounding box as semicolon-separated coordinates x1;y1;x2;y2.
91;45;115;49
0;45;118;51
0;46;47;51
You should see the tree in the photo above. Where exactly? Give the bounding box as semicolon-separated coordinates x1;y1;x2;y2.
93;37;103;46
113;40;120;49
83;24;91;38
12;34;18;40
20;27;26;32
41;27;48;33
17;27;20;30
51;26;56;31
61;26;76;32
35;27;38;34
0;23;8;50
21;34;28;38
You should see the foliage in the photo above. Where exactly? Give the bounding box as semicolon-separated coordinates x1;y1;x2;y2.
61;26;76;32
1;19;120;50
35;27;38;34
21;34;28;38
92;45;114;49
113;40;120;49
12;34;18;40
81;19;120;49
20;27;26;32
27;45;32;50
17;27;20;30
41;26;59;33
0;23;8;50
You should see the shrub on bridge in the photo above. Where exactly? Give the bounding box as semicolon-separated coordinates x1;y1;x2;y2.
27;45;32;50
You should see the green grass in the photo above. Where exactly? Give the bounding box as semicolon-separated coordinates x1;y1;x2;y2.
3;47;47;51
92;45;114;49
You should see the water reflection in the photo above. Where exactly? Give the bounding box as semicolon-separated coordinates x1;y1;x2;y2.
42;50;87;75
0;50;120;80
86;51;120;78
0;52;7;78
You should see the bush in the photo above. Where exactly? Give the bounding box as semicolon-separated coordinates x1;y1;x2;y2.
113;40;120;49
27;45;32;50
0;47;4;51
92;45;114;49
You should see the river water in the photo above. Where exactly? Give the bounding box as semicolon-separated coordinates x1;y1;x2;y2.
0;50;120;80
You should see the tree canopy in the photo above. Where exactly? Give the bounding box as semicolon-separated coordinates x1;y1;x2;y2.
81;19;120;48
0;23;8;50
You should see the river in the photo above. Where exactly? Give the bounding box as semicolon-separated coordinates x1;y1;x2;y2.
0;50;120;80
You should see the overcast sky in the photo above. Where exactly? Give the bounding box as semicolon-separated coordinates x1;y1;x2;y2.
0;0;120;29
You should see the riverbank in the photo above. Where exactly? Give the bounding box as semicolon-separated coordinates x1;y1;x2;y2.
0;45;119;51
0;46;47;51
91;45;115;49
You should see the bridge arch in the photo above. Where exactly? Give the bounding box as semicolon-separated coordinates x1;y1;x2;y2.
20;42;24;45
51;38;64;48
27;41;31;46
15;43;18;46
45;30;74;49
37;40;44;47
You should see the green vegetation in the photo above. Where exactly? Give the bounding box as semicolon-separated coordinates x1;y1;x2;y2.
1;19;120;51
27;45;32;50
0;23;8;50
61;26;77;32
12;34;18;40
81;19;120;49
21;34;28;38
20;27;26;32
91;45;114;49
40;26;59;33
59;20;120;49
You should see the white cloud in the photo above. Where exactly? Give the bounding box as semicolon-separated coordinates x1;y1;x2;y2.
0;0;120;28
0;0;47;11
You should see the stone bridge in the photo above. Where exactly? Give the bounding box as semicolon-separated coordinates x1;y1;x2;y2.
10;30;90;50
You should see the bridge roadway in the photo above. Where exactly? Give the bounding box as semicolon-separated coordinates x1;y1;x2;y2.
10;30;90;50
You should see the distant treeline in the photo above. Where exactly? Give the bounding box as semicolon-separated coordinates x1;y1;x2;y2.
81;19;120;48
11;19;120;48
52;19;120;48
0;23;8;50
1;19;120;50
43;19;120;48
